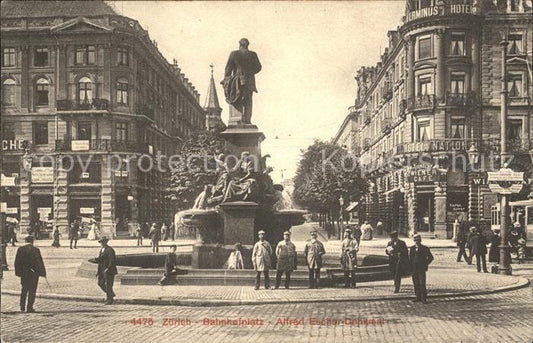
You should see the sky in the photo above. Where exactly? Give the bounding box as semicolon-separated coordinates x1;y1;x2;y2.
110;1;406;183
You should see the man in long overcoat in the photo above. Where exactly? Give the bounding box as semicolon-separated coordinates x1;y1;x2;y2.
222;38;262;124
252;230;273;290
469;228;488;273
385;231;409;293
14;235;46;312
304;231;326;288
341;228;359;288
95;236;118;304
409;234;434;303
275;231;297;289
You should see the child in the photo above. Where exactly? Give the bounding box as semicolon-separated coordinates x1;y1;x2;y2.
227;243;244;269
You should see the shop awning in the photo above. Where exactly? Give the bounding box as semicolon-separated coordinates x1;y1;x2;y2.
345;201;359;212
510;199;533;207
383;187;400;195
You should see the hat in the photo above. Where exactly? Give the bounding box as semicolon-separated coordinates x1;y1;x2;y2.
344;228;352;233
98;236;109;243
413;233;421;241
25;235;34;243
283;231;290;236
311;231;318;236
513;222;521;228
258;230;265;235
390;231;398;237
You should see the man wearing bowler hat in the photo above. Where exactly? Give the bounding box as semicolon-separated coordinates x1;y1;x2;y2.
385;231;409;293
409;233;434;303
94;236;117;304
14;235;46;312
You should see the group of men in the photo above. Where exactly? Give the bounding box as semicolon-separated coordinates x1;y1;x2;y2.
385;231;434;304
252;230;325;290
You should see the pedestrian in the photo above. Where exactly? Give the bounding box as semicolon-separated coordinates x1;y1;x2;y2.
158;245;181;285
304;231;325;288
489;230;500;264
409;233;434;304
376;219;384;235
275;231;297;289
361;220;373;240
169;222;176;241
252;230;273;290
94;236;117;305
469;227;489;273
353;224;362;246
135;224;143;246
466;226;476;264
161;222;168;241
87;220;98;241
68;221;79;249
14;235;46;313
226;242;244;269
149;223;161;253
385;231;409;293
51;227;61;248
456;227;470;264
340;228;358;288
8;222;17;246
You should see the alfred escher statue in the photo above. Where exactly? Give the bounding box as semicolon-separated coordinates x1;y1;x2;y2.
221;38;262;125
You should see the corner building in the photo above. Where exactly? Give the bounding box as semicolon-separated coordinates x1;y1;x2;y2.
1;1;206;237
335;0;532;238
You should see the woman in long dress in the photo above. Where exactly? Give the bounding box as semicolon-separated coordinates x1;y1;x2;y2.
87;221;98;241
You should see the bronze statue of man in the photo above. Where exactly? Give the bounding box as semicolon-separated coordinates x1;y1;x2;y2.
221;38;262;125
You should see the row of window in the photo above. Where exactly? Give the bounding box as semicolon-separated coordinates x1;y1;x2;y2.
1;46;130;68
1;77;129;106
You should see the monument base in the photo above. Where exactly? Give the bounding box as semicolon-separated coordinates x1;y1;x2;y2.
220;125;265;166
219;201;258;246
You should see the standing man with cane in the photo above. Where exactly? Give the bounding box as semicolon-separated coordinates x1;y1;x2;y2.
14;235;46;312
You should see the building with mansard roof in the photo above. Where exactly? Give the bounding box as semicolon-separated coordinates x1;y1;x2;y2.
1;0;206;237
334;0;532;239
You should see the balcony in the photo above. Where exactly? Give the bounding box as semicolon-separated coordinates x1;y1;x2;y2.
55;139;149;153
399;99;407;118
408;94;435;111
445;92;478;107
56;99;109;111
136;102;155;120
381;118;392;134
363;138;371;151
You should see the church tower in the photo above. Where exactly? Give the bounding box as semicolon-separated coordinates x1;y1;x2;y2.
204;64;225;130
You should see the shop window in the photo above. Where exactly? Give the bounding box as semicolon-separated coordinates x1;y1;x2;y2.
78;77;93;104
418;76;433;95
451;118;465;139
450;72;465;94
450;32;465;56
34;47;49;67
116;78;128;105
508;34;523;55
418;36;432;60
75;45;96;65
2;78;16;106
117;47;129;66
115;122;128;142
507;72;522;98
2;48;16;67
35;78;49;105
417;120;431;141
70;162;101;183
33;121;49;145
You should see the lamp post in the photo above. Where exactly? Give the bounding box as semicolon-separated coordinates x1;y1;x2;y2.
1;162;9;272
498;39;512;276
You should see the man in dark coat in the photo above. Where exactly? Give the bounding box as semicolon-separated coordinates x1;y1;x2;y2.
14;235;46;312
303;231;325;288
466;226;476;264
94;236;117;304
385;231;409;293
456;228;470;264
409;234;434;304
222;38;262;124
68;220;79;249
159;245;180;285
469;228;488;273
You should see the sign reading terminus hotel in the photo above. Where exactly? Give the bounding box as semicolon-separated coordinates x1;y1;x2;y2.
404;5;473;23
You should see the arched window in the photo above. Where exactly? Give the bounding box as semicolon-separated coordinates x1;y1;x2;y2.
78;77;93;104
116;78;128;105
35;78;49;105
2;78;16;106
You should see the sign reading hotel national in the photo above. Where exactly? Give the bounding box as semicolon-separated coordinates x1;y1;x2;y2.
404;4;473;23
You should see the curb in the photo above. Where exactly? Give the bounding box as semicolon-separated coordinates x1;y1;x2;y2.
1;277;529;307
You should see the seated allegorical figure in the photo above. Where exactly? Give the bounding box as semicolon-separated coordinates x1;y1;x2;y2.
223;151;258;202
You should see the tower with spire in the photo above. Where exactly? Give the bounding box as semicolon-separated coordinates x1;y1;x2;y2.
204;64;225;131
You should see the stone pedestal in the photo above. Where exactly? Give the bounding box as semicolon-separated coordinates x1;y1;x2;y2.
220;125;265;167
191;244;253;269
219;201;258;245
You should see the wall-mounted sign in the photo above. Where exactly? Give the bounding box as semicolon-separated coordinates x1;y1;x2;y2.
407;168;438;183
72;140;90;151
2;139;25;151
6;207;18;214
81;172;90;179
404;5;472;23
487;168;524;195
80;207;95;214
1;174;16;186
32;167;54;183
0;202;6;213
